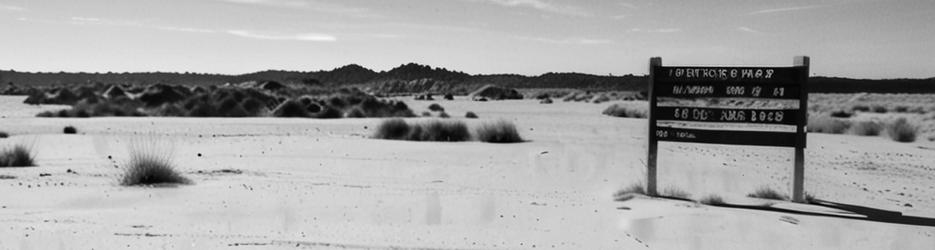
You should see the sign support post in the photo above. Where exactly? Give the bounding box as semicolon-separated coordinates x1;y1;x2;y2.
647;57;661;196
792;56;809;203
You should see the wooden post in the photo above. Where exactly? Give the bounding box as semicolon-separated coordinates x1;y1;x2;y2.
792;56;809;203
647;57;661;196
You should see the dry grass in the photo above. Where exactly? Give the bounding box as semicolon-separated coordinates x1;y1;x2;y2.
886;118;917;142
747;186;788;201
850;120;883;136
120;138;192;186
699;195;726;205
0;144;35;167
373;119;471;142
661;186;691;199
602;103;647;118
807;114;851;134
613;183;645;201
474;120;524;143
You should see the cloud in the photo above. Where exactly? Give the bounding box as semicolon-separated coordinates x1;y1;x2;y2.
737;26;761;33
0;4;25;11
156;26;218;33
520;36;613;45
219;0;378;17
747;5;822;15
629;28;681;33
226;30;337;42
470;0;589;16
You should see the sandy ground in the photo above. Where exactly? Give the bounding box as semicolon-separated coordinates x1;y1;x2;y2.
1;95;934;249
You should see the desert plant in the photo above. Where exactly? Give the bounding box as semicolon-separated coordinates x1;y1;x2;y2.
120;139;191;186
465;111;478;119
417;120;471;142
851;105;870;112
886;118;917;142
474;120;523;143
747;186;788;200
439;112;450;118
0;144;35;167
63;126;77;134
602;103;647;118
661;187;691;199
373;118;411;140
271;99;310;118
699;195;726;205
871;105;888;113
894;105;909;113
421;111;432;117
427;103;445;112
807;115;851;134
0;132;8;138
829;110;853;118
850;121;883;136
613;183;646;201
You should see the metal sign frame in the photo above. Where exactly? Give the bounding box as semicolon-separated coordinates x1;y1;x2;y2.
646;56;809;202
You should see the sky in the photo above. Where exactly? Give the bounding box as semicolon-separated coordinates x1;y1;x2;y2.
0;0;933;79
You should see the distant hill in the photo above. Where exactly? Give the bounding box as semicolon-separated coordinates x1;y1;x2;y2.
1;64;933;94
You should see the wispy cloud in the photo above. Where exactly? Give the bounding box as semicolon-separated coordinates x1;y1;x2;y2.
737;26;762;34
226;30;337;42
0;4;25;11
219;0;378;17
629;28;681;33
747;5;822;15
519;36;612;45
470;0;589;16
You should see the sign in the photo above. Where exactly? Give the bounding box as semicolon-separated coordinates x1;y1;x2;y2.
645;57;809;202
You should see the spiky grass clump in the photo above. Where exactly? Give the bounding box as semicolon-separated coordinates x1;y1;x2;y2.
613;183;645;201
63;126;78;134
120;139;192;186
807;115;851;134
747;186;788;201
372;119;471;142
699;195;726;205
850;120;883;136
0;144;36;167
373;118;411;140
474;120;523;143
661;186;691;199
886;118;917;142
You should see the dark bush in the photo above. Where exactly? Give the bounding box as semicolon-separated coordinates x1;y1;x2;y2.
850;121;883;136
0;132;8;138
373;118;411;140
428;103;445;112
465;111;478;119
747;186;788;201
63;126;77;134
871;105;888;113
272;99;310;118
829;110;853;118
0;144;35;167
475;120;523;143
886;118;917;142
602;103;647;118
120;141;191;186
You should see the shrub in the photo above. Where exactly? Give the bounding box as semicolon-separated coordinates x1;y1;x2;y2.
272;99;310;118
807;115;851;134
373;118;411;140
871;105;888;113
120;139;191;186
418;120;471;142
475;120;523;143
0;144;35;167
662;187;691;199
344;107;366;118
439;112;450;118
421;111;432;117
428;103;445;112
0;132;8;138
699;195;725;205
602;103;647;118
850;121;883;136
747;186;788;200
63;126;77;134
851;105;870;112
613;183;645;201
894;105;909;113
829;110;853;118
465;111;478;119
886;118;917;142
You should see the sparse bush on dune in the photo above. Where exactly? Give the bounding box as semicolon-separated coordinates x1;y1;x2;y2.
0;132;8;138
829;110;853;118
602;103;647;118
850;120;883;136
747;186;788;201
272;99;310;118
428;103;445;112
63;126;77;134
373;118;411;140
807;115;851;134
886;118;917;142
120;139;191;186
465;111;478;119
699;195;725;205
372;119;471;142
344;107;366;118
475;120;524;143
0;144;35;167
894;105;909;113
871;105;888;113
439;112;450;118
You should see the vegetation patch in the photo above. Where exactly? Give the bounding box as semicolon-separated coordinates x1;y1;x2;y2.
699;195;726;205
373;119;470;142
602;103;647;118
465;111;478;119
807;115;851;134
120;140;192;186
662;187;691;199
0;144;36;167
886;118;917;142
613;183;645;201
850;121;883;136
63;126;78;134
747;186;788;201
475;120;524;143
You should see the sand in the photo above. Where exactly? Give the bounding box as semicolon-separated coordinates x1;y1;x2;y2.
1;95;933;249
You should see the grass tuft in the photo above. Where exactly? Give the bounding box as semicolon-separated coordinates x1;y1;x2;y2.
886;118;917;142
613;183;645;201
474;120;524;143
699;195;726;205
120;139;192;186
850;120;883;136
372;118;411;140
373;119;471;142
661;186;691;199
0;144;36;167
747;186;788;201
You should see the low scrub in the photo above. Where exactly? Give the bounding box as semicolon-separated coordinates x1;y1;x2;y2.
0;144;36;167
829;110;853;118
373;119;471;142
64;126;78;134
474;120;524;143
747;186;788;201
699;195;726;205
871;105;888;113
613;183;645;201
602;103;647;118
427;103;445;112
850;121;883;136
807;115;851;134
0;131;8;138
120;140;192;186
886;118;917;142
662;187;691;199
465;111;478;119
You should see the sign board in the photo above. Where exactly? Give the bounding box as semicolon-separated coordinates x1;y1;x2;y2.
646;57;809;202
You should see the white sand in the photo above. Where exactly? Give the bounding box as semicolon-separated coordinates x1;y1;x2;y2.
0;96;933;249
